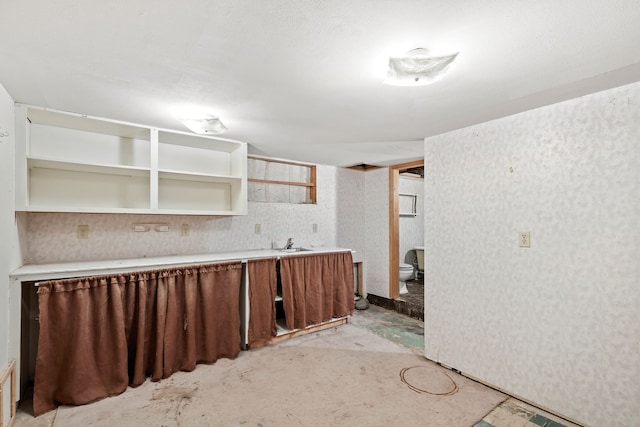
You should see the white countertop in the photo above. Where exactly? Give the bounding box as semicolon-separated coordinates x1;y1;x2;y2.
11;247;353;282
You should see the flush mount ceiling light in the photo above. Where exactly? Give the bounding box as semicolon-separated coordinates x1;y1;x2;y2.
384;48;459;86
180;114;228;135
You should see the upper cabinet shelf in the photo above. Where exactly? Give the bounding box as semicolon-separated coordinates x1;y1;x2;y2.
15;104;248;215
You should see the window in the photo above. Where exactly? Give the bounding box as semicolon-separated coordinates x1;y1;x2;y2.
248;156;316;204
399;193;418;216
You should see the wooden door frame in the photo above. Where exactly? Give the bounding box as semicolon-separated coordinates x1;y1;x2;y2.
388;160;424;299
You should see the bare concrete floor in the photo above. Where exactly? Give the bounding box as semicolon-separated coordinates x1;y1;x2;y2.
12;306;578;427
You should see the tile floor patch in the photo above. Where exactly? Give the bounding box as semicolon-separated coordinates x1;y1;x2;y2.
530;414;567;427
502;399;536;419
349;304;425;351
484;406;529;427
479;400;569;427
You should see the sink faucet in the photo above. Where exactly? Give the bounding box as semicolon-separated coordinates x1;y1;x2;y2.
285;237;294;249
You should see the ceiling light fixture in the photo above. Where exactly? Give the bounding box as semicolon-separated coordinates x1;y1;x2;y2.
180;114;228;135
384;48;459;86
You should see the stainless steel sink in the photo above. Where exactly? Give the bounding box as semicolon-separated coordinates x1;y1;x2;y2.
279;247;314;253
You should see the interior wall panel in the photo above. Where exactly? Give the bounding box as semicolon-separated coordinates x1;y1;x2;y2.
423;81;640;427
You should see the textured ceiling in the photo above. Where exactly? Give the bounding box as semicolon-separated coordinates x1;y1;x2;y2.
1;0;639;166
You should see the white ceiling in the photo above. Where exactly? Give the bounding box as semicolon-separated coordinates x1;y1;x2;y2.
1;0;640;166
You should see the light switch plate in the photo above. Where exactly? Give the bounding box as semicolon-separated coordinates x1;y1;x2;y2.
77;225;89;239
255;224;261;234
519;231;530;248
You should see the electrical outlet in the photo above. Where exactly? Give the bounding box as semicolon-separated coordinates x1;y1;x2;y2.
181;224;190;236
519;231;530;248
255;224;261;234
77;225;89;239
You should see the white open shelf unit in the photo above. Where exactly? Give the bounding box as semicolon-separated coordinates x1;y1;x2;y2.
15;104;247;215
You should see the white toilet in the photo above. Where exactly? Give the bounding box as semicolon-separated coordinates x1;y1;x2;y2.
399;263;413;295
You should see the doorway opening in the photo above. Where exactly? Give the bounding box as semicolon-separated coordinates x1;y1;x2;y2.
388;160;424;318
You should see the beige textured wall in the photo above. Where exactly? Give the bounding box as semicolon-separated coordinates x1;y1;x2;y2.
424;81;640;426
0;83;15;425
363;168;390;298
336;167;365;264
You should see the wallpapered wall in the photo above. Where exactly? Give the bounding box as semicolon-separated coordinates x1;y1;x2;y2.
21;165;346;264
0;82;15;422
363;168;390;298
335;167;365;264
423;81;640;427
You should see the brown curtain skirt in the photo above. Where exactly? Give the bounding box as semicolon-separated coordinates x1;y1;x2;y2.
247;258;278;347
279;251;354;331
33;261;242;416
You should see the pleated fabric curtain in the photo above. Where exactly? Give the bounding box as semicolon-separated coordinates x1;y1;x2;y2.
279;251;354;331
34;275;129;416
247;257;278;347
34;261;242;416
